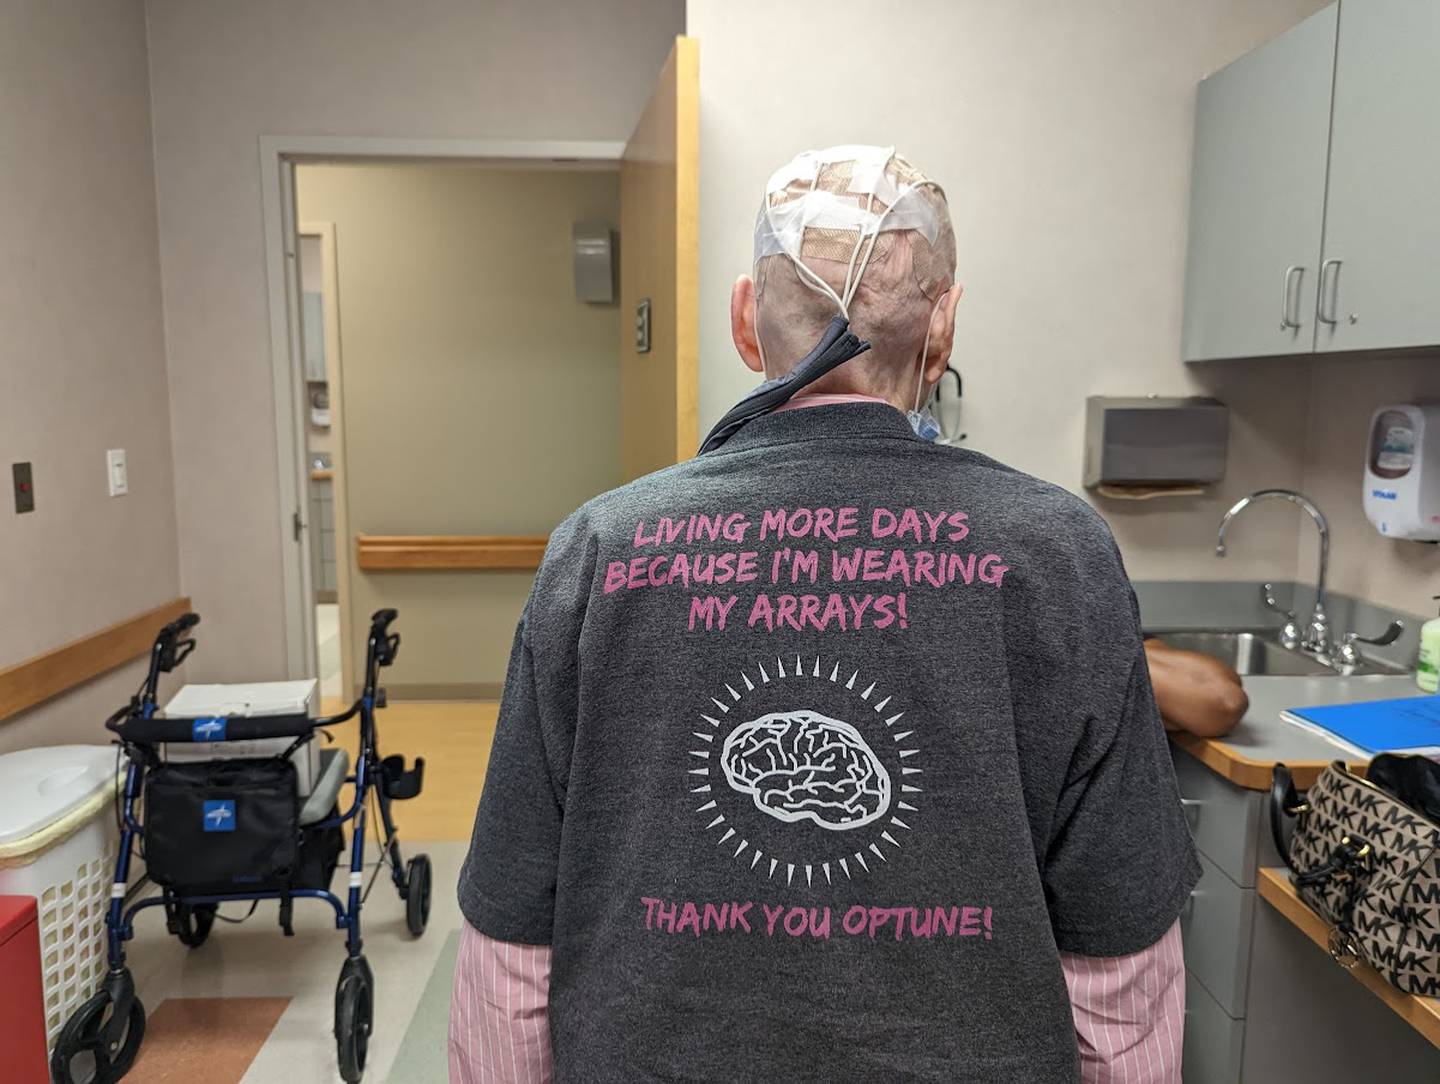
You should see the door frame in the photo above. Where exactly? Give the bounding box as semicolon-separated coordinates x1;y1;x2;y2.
259;137;625;679
297;221;354;701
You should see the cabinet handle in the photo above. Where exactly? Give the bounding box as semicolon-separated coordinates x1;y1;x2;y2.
1180;797;1201;832
1280;265;1304;330
1317;258;1342;326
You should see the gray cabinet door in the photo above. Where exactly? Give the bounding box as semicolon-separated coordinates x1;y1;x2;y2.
1181;5;1337;362
1315;0;1440;353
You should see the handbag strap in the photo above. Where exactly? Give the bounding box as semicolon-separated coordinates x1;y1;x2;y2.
1294;835;1374;888
1270;763;1308;875
1271;763;1376;886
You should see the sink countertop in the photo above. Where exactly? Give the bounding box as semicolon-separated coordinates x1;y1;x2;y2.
1168;673;1421;789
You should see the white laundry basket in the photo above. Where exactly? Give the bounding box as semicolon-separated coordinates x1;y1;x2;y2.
0;745;121;1051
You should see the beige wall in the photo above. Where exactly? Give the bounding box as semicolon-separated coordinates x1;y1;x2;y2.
1296;357;1440;615
688;0;1331;587
0;0;181;753
144;0;685;682
296;163;622;690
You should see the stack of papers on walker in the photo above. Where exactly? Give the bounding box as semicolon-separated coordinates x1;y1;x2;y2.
1281;695;1440;758
164;680;318;718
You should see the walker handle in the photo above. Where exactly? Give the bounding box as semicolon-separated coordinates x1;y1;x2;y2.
162;612;200;638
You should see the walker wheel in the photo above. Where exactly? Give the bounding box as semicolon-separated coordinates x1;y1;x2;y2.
405;854;432;937
51;988;147;1084
334;967;373;1083
338;953;374;996
174;903;217;948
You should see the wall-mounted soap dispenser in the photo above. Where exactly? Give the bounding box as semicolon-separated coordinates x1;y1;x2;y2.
1363;404;1440;540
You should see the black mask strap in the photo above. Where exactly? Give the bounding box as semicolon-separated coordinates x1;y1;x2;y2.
698;315;872;454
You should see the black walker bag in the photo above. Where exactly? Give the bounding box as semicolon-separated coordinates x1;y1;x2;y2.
144;758;300;892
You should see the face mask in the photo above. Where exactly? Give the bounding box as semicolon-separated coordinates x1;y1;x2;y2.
908;405;943;442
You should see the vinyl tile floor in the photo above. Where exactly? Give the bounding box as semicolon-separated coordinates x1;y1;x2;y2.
123;841;468;1084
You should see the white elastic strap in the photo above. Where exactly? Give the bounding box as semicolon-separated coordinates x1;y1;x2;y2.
788;254;849;319
348;871;363;888
912;295;946;413
839;148;895;311
847;182;945;312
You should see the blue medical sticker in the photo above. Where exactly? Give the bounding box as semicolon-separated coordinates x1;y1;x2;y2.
192;716;227;741
202;799;236;832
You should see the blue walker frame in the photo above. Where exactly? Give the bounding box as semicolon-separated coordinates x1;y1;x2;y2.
55;608;427;1084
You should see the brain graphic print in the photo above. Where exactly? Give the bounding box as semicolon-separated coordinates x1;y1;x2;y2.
720;711;891;830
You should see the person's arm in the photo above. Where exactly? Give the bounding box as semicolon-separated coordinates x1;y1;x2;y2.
1143;639;1248;739
451;513;594;1080
1059;920;1184;1084
449;923;553;1084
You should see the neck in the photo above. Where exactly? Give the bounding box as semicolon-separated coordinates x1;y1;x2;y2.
774;390;895;415
761;371;918;414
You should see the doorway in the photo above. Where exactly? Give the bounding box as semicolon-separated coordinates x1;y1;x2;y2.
262;38;699;697
293;159;628;702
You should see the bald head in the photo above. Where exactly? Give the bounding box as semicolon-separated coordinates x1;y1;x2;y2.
731;147;961;406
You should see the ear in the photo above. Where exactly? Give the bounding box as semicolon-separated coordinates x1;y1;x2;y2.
731;274;764;374
922;283;964;382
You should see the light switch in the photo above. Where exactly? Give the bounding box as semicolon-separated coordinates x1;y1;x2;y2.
106;448;128;497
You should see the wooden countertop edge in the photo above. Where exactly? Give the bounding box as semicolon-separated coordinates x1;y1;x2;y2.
355;534;549;571
1168;731;1365;791
1256;868;1440;1048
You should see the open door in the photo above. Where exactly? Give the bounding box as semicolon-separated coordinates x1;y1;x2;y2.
273;154;320;682
620;36;699;480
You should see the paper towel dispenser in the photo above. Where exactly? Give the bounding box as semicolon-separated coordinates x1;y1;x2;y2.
1083;396;1228;488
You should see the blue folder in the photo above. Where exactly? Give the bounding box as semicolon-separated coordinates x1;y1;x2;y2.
1281;695;1440;758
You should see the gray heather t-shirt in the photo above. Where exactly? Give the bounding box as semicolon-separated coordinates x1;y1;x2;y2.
459;403;1200;1083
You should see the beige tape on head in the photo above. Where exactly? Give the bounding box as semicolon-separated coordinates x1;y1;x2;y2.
753;145;955;312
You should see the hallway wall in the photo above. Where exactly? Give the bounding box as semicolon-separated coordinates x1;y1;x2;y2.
0;0;181;752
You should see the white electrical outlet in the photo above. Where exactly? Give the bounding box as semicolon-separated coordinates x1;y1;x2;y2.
106;449;128;497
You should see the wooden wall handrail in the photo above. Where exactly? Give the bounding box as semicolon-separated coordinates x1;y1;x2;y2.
356;535;548;571
0;597;192;723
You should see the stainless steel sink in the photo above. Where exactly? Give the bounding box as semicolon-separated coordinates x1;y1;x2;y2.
1146;629;1408;677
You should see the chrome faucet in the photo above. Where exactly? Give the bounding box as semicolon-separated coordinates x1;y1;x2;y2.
1216;489;1333;656
1215;488;1405;671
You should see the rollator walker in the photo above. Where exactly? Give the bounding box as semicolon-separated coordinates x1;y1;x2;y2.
51;609;430;1083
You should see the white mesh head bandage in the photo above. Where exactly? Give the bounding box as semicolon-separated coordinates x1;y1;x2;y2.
753;145;953;319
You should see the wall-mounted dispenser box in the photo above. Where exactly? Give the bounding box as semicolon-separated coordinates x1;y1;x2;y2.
1363;403;1440;540
1083;396;1228;488
572;222;616;303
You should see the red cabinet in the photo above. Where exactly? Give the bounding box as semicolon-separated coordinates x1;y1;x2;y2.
0;896;49;1083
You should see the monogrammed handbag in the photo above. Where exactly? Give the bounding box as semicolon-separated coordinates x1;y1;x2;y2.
1271;755;1440;997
